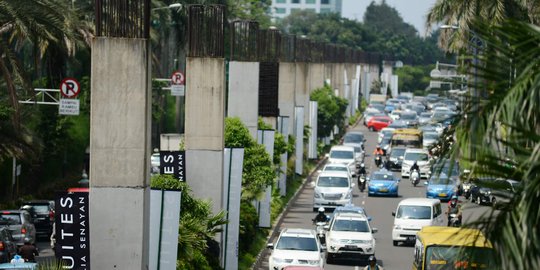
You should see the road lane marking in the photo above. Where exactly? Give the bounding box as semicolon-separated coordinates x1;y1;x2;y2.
362;200;365;205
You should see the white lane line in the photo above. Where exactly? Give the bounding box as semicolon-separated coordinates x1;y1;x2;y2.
355;266;360;270
362;200;365;205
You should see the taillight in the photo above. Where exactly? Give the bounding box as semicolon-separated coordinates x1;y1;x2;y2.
0;241;4;251
21;228;27;234
49;210;55;221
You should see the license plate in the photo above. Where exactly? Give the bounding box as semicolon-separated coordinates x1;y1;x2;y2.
407;236;416;241
327;202;337;205
380;188;388;192
439;193;447;197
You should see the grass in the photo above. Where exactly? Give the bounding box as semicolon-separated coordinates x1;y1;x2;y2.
238;228;269;270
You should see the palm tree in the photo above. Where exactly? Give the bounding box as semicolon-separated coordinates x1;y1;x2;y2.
442;20;540;269
425;0;537;52
0;0;83;162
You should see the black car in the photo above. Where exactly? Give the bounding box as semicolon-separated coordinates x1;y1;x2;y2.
21;200;54;239
0;227;17;263
470;178;496;205
387;147;406;171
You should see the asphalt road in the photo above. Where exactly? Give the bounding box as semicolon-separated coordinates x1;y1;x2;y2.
257;122;491;270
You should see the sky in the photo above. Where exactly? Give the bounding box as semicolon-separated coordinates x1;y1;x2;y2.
341;0;437;36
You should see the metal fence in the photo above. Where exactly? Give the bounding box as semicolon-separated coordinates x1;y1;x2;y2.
280;34;296;62
258;29;281;62
95;0;150;38
230;20;259;61
187;4;225;58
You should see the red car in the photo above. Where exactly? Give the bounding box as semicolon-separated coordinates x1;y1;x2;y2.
367;116;392;131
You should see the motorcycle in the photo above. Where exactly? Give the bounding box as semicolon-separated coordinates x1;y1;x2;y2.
312;218;329;245
374;155;382;168
462;182;472;200
359;174;367;192
410;169;420;187
448;213;462;227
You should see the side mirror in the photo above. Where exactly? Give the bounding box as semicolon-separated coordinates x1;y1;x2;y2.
352;173;357;178
320;246;327;252
351;183;356;187
317;170;322;173
310;182;316;188
323;225;330;230
366;177;370;181
368;216;372;221
267;243;274;249
325;153;330;158
424;181;429;186
372;228;378;234
392;211;396;216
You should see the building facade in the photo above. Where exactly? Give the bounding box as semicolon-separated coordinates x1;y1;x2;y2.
271;0;343;19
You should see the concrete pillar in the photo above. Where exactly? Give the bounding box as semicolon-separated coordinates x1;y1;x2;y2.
279;62;296;135
227;61;259;138
295;63;310;124
89;37;151;269
324;63;333;86
308;63;325;92
185;57;225;215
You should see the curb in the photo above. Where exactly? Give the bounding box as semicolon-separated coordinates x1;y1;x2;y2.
250;114;364;270
250;156;328;270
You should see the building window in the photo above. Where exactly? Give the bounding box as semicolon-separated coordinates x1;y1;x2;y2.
290;8;301;13
321;0;330;4
306;0;315;3
275;0;286;3
320;8;332;13
275;7;286;14
291;0;300;3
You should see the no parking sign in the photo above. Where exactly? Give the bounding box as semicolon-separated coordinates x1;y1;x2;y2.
59;78;81;115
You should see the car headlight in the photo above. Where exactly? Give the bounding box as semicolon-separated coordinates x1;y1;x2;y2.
394;225;401;230
307;259;320;265
272;257;287;264
314;192;321;198
345;192;352;199
390;157;397;162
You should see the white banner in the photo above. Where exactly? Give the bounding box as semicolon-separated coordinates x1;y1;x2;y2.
308;101;318;159
277;116;290;197
257;130;275;228
222;148;244;270
294;107;304;175
149;189;181;270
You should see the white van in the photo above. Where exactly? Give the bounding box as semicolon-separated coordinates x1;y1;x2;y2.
391;198;444;246
328;145;358;176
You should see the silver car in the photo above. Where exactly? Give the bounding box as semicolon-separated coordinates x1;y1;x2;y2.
0;210;36;246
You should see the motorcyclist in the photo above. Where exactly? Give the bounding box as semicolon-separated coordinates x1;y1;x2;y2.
445;195;462;226
358;163;367;175
410;161;420;173
373;146;384;156
314;207;328;223
18;239;39;262
363;255;384;270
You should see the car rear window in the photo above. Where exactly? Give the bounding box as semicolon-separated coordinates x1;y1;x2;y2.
0;213;21;225
28;205;50;214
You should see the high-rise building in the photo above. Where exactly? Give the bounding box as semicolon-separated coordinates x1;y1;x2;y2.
271;0;343;19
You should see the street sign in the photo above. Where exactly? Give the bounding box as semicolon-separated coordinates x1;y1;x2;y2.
171;71;185;85
60;78;81;98
59;99;80;115
171;85;185;96
160;151;186;181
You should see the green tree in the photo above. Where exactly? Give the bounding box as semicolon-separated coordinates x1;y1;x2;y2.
394;65;433;93
363;0;417;37
310;85;348;139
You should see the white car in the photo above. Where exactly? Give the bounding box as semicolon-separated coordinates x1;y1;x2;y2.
401;148;431;178
391;198;444;246
322;163;354;179
423;131;439;149
328;145;358;174
312;171;354;211
378;127;395;144
325;212;377;263
268;228;324;270
389;110;402;121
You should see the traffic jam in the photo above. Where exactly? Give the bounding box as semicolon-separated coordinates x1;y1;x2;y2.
264;93;496;270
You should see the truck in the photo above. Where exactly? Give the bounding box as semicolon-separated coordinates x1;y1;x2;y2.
369;94;387;105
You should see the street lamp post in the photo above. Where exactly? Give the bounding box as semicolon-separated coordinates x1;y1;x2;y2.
440;24;480;160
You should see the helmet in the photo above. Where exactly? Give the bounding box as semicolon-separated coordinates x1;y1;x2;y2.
360;163;365;168
451;195;458;200
318;207;325;213
376;146;381;149
368;255;377;262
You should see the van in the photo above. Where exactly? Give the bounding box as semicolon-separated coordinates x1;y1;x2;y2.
327;145;358;176
391;198;444;246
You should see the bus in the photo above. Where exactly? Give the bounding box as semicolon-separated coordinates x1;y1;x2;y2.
413;226;495;270
391;128;422;148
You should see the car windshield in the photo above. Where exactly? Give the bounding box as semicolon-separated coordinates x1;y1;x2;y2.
332;219;370;232
276;236;318;251
29;205;50;214
381;138;391;145
396;205;431;219
344;133;364;143
404;152;429;161
335;208;366;216
401;113;417;120
371;173;394;181
420;112;432;118
324;166;348;173
317;177;349;187
391;148;406;157
382;130;394;136
330;150;354;159
371;104;385;111
430;178;455;185
424;133;439;140
375;118;391;123
0;214;20;225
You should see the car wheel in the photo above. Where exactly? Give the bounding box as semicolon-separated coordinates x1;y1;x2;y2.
326;254;334;264
393;240;399;246
476;196;482;205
